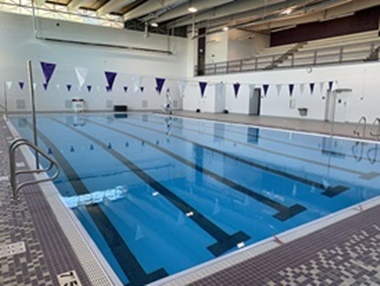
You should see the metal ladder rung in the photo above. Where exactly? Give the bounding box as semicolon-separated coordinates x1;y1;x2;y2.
353;116;367;138
9;138;60;200
369;117;380;138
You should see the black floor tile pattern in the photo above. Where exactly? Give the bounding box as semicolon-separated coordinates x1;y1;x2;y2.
0;118;91;286
188;205;380;286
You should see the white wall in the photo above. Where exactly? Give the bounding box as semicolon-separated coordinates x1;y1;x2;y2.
205;33;228;64
227;30;269;61
0;12;189;112
183;62;380;123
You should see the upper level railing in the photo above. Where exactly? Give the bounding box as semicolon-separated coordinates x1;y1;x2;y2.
195;39;380;76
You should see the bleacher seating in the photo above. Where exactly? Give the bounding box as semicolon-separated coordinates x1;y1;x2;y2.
278;30;380;68
201;30;380;75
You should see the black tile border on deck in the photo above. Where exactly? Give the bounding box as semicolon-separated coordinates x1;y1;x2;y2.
188;204;380;286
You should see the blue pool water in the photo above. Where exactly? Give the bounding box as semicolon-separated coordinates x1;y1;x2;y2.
10;113;380;285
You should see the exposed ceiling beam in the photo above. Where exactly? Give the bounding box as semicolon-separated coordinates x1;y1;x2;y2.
68;0;92;11
123;0;180;21
97;0;136;16
168;0;286;27
187;0;355;33
247;0;380;32
154;0;235;24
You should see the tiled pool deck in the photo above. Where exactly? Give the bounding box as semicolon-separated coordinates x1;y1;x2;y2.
1;112;380;286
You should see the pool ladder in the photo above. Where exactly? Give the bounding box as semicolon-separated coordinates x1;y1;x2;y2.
353;116;367;138
9;138;60;201
369;117;380;139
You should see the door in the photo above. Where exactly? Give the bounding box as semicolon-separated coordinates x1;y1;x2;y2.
249;88;261;115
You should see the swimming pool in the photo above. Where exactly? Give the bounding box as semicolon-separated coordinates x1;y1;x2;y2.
10;113;380;285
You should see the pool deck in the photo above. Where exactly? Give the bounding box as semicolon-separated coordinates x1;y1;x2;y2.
1;112;380;286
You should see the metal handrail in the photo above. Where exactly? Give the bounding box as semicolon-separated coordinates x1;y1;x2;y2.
369;117;380;138
9;138;60;200
353;116;367;138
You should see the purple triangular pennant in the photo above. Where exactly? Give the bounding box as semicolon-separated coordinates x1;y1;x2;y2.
87;85;92;92
19;82;25;90
106;86;112;92
123;86;128;93
289;84;295;96
155;77;166;95
328;81;334;91
199;81;207;97
309;83;315;95
40;61;56;86
263;84;269;97
233;83;240;98
140;86;144;92
43;83;48;90
104;71;117;91
66;84;72;92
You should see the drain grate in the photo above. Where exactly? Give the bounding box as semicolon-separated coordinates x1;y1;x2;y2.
0;241;26;258
57;270;82;286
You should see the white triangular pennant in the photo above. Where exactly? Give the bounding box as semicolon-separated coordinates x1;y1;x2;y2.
132;76;142;93
6;81;12;89
213;199;220;215
300;83;305;95
276;84;282;96
319;82;324;94
75;67;88;88
134;224;144;241
177;80;186;97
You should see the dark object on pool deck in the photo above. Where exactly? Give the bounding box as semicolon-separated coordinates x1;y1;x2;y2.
223;109;229;114
196;108;201;113
114;105;128;112
298;108;308;116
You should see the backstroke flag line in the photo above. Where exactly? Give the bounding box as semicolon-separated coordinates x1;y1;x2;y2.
40;61;56;87
75;67;88;89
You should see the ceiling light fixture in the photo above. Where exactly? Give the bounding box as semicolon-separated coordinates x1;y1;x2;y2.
188;6;197;13
281;8;293;15
223;26;229;31
151;22;158;27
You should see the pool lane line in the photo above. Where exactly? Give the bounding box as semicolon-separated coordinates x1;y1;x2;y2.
124;115;376;178
52;118;251;257
156;116;376;164
83;118;306;221
25;121;168;286
100;117;349;198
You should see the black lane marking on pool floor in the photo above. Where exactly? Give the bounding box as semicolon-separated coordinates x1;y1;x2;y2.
163;116;379;165
52;118;251;257
110;117;350;198
138;115;375;178
25;122;168;286
86;118;306;221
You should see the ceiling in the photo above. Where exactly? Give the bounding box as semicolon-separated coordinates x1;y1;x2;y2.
39;0;380;36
